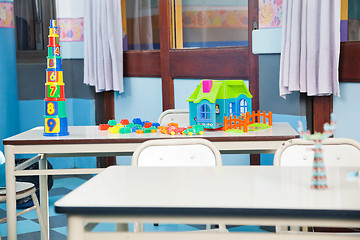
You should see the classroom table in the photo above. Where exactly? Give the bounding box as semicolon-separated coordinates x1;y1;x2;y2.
3;123;298;239
55;165;360;240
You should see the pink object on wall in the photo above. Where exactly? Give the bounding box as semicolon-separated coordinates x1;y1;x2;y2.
259;0;283;28
202;80;213;93
57;18;84;42
0;2;14;28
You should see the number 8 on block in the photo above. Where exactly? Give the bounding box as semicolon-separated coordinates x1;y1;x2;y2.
45;101;58;116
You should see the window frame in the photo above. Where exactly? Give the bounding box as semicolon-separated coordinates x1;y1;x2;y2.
199;103;211;122
14;0;56;63
239;98;248;114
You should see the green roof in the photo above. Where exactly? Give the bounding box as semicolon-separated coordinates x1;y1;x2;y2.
187;80;252;103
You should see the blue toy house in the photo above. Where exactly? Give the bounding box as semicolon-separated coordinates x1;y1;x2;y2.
187;80;253;129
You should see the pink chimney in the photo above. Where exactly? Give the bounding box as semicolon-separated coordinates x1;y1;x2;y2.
202;79;213;93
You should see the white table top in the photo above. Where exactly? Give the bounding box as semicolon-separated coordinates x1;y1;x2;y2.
55;166;360;220
3;123;298;145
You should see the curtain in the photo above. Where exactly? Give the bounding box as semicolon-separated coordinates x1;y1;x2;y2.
84;0;124;93
279;0;341;98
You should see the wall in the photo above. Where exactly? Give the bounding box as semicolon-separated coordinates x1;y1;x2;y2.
0;0;19;153
333;83;360;142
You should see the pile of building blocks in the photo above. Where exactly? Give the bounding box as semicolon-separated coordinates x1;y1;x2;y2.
99;118;160;134
99;119;205;136
158;123;204;136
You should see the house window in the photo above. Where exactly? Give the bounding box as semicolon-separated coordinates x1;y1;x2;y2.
228;102;235;115
199;104;211;121
239;99;247;113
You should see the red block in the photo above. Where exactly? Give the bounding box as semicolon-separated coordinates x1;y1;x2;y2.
99;124;110;130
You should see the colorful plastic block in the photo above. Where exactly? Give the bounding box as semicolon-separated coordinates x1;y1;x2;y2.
119;127;131;134
144;122;152;128
108;126;120;134
44;117;69;136
152;122;160;128
131;126;139;132
43;19;69;137
108;119;117;126
120;119;129;125
99;124;110;130
46;70;63;84
132;118;143;126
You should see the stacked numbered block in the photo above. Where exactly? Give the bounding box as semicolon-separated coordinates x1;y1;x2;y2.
44;19;69;136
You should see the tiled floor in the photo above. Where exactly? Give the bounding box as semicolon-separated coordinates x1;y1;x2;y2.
0;176;270;239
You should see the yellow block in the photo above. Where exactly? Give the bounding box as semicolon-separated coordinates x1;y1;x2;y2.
45;118;60;133
49;28;59;37
47;71;63;84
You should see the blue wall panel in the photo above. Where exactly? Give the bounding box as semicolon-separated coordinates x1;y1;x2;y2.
0;28;19;152
18;99;96;169
114;77;162;165
114;77;163;123
333;83;360;142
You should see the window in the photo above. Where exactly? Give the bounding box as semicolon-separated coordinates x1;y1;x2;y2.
172;0;248;49
123;0;259;112
239;98;247;113
14;0;56;63
228;102;235;115
199;103;211;121
124;0;160;50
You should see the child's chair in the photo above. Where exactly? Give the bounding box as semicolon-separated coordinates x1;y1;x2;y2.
274;138;360;166
0;151;48;240
157;109;190;127
273;138;360;233
131;138;227;232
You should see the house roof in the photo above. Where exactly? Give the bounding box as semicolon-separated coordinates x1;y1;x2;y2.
187;80;253;103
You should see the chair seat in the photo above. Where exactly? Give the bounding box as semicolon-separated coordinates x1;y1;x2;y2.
0;182;36;201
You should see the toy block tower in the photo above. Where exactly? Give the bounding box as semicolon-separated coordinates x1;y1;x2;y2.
44;19;69;136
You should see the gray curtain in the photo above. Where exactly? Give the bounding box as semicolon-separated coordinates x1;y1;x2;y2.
279;0;341;98
84;0;124;93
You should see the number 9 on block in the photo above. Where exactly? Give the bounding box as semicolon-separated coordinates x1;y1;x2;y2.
45;118;60;133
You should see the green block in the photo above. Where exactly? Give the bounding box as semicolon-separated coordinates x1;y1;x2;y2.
48;47;61;57
46;84;61;98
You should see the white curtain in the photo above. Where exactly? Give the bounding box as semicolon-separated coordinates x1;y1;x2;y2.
84;0;124;93
279;0;341;98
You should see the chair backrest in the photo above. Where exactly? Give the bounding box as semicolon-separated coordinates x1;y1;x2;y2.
132;138;222;166
0;151;5;187
274;138;360;166
158;109;190;127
